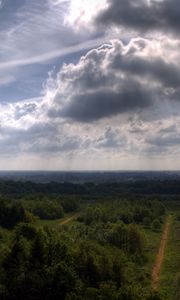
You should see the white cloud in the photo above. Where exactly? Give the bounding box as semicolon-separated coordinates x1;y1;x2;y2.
66;0;107;29
43;37;180;124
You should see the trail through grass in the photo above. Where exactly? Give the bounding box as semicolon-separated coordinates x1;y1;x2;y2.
151;215;172;290
160;214;180;299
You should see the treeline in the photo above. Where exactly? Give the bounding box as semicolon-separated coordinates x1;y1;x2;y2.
78;200;165;227
0;193;80;229
1;179;180;198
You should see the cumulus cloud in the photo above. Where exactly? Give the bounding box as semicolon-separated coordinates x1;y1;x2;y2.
45;37;180;123
96;0;180;36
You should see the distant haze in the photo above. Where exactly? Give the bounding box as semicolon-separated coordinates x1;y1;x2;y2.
0;170;180;183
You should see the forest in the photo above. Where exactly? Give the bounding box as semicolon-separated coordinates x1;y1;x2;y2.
0;179;180;299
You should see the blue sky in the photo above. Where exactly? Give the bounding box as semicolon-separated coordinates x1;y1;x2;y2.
0;0;103;102
1;0;180;170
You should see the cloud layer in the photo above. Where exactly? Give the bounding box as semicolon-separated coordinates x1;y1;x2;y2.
1;0;180;169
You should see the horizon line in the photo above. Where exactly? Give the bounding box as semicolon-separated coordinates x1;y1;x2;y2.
0;170;180;173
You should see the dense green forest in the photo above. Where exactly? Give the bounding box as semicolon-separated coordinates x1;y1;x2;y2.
1;179;180;197
0;179;179;299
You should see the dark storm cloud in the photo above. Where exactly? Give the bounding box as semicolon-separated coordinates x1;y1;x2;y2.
51;84;153;122
111;55;180;88
96;0;180;34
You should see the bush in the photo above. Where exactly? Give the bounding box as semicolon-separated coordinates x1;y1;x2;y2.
151;219;161;231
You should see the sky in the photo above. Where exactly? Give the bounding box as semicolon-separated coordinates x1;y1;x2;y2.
1;0;180;170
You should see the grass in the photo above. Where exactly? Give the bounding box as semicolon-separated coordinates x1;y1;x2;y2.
160;213;180;300
144;226;163;271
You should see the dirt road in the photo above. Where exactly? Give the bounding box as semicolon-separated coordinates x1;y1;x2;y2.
59;213;80;226
151;216;171;290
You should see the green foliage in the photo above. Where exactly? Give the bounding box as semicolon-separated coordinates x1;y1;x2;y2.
143;217;151;227
1;224;79;300
30;199;64;220
146;290;163;300
60;197;79;213
152;219;161;232
0;200;35;229
80;200;165;227
0;182;173;300
106;223;145;256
